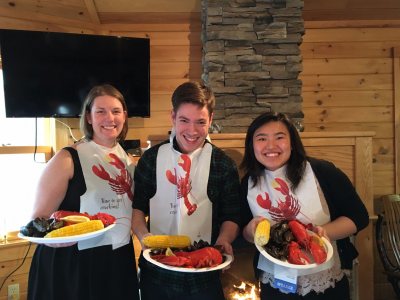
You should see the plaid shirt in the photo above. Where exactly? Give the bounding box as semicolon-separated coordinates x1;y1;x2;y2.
133;138;241;294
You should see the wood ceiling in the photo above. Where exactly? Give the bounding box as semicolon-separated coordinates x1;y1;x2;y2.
0;0;399;26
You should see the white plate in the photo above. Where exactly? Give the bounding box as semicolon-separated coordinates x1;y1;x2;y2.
256;234;333;272
18;223;115;244
143;248;233;273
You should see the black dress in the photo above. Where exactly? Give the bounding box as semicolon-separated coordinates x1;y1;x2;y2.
27;147;140;300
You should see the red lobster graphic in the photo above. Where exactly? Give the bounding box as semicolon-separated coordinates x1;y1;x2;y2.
256;178;300;221
166;154;197;215
92;153;133;201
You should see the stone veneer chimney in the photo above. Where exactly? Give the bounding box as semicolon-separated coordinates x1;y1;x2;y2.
201;0;305;133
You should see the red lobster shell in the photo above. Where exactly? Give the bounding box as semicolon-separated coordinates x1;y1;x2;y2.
151;246;223;268
287;220;327;265
50;210;116;227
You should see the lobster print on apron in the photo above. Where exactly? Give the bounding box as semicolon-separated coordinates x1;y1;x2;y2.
77;141;134;250
150;139;213;243
247;162;329;225
248;162;331;275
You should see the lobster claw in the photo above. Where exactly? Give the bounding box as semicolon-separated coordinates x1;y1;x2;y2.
91;212;116;227
108;153;126;170
154;255;191;267
288;220;310;249
92;164;111;180
287;241;311;265
288;220;328;265
257;192;272;209
152;247;223;268
178;154;191;173
186;203;197;216
273;178;290;195
166;169;177;184
309;236;327;264
175;247;223;268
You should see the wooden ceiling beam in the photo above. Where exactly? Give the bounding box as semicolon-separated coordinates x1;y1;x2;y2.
0;6;99;32
83;0;101;24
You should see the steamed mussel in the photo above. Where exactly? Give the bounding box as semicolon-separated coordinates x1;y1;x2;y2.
20;217;64;237
264;220;295;260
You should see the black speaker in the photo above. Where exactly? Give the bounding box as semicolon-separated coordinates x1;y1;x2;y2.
121;139;141;156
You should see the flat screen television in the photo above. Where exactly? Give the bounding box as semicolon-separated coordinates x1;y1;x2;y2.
0;29;150;118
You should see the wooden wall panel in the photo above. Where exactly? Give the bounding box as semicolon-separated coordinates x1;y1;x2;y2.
112;32;201;46
303;107;392;123
0;242;35;300
303;0;400;21
301;42;400;58
301;23;398;202
303;122;393;138
302;91;393;107
302;74;392;91
303;28;400;42
393;48;400;193
302;58;392;75
151;62;202;79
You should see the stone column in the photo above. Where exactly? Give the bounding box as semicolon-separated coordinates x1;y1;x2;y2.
202;0;305;132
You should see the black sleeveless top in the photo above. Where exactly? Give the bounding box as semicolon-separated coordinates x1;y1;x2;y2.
58;147;86;211
27;146;140;300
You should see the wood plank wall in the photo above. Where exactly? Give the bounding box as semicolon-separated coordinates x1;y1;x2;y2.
301;20;400;300
0;11;399;300
0;242;35;300
301;21;398;200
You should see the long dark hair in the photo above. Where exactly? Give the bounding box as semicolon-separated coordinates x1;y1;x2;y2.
240;112;307;190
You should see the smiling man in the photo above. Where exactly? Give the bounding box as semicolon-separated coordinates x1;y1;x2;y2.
132;81;241;300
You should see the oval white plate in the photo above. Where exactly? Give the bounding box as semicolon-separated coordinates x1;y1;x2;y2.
18;223;115;244
256;234;333;272
143;248;232;273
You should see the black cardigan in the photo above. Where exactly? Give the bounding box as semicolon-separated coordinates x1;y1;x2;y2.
240;157;369;271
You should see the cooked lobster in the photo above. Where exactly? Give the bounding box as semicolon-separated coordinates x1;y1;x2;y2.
287;220;327;265
151;246;223;268
50;210;116;227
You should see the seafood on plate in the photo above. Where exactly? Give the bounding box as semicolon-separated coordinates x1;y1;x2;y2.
151;246;223;268
263;219;328;265
19;210;116;237
147;237;225;269
51;210;116;227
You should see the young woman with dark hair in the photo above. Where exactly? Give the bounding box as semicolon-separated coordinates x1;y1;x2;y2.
241;112;369;300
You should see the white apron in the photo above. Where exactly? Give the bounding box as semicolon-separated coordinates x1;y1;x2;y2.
150;138;213;243
248;163;331;275
77;140;134;250
247;163;329;225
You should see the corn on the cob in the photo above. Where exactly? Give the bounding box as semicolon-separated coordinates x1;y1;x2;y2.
254;219;270;246
142;235;191;249
44;220;104;238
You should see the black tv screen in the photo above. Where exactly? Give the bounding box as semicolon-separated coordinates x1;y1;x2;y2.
0;29;150;118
